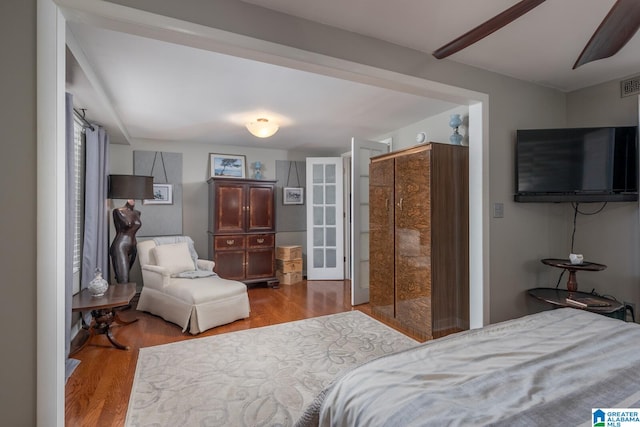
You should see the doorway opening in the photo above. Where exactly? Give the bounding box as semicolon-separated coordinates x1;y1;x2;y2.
39;3;489;422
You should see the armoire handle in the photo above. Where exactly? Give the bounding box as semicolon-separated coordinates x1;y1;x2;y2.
257;238;265;244
398;198;403;210
226;239;235;245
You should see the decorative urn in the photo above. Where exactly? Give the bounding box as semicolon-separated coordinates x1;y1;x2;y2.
88;268;109;297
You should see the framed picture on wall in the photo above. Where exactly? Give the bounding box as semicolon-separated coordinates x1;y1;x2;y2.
209;153;246;178
283;187;304;205
144;183;173;205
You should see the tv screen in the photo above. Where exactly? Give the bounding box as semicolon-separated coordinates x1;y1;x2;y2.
515;126;638;202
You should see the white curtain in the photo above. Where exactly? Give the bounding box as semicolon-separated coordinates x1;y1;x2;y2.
82;126;110;292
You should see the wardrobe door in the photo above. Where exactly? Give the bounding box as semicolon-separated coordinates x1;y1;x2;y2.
369;158;395;320
394;151;433;338
245;248;275;279
246;183;275;232
213;182;245;234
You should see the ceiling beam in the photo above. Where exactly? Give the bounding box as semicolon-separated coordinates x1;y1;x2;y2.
65;26;132;144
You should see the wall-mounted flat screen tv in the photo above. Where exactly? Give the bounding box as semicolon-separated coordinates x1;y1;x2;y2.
515;126;638;202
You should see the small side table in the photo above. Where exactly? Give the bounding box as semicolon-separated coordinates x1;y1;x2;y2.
528;287;625;319
71;282;138;354
541;258;606;292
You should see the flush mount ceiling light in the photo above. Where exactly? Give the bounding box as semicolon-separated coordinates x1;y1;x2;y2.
246;117;279;138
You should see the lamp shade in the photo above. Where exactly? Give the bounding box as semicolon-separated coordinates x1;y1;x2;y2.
246;118;279;138
108;175;154;200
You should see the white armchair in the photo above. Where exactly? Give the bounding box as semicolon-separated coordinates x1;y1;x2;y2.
136;238;250;334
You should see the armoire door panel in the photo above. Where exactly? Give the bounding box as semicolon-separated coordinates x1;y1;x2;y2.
369;159;395;319
394;151;431;232
247;185;275;232
394;150;432;338
245;248;275;279
214;184;245;233
214;251;246;280
395;255;432;338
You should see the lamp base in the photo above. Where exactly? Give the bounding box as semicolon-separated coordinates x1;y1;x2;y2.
450;131;463;145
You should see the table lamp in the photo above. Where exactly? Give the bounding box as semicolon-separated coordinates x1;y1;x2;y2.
108;174;154;284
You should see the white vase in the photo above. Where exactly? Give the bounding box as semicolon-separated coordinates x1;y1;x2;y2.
88;269;109;297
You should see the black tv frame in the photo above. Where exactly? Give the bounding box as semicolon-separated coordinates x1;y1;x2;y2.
514;193;638;203
514;126;639;203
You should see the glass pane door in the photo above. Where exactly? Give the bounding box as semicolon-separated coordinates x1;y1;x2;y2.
306;157;344;280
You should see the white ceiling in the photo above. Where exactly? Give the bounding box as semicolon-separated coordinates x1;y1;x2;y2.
66;22;457;152
242;0;640;92
66;0;640;152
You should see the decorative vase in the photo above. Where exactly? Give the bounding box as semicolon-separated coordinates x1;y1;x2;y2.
254;161;263;180
449;114;464;145
88;268;109;297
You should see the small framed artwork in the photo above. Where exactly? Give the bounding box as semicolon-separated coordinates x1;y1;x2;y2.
144;184;173;205
210;153;246;179
283;187;304;205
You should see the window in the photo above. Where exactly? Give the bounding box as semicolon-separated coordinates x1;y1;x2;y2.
72;116;85;292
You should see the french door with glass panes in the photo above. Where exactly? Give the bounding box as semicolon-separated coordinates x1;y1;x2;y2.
306;158;344;280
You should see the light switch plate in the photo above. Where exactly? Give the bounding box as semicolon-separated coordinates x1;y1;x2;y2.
493;202;504;218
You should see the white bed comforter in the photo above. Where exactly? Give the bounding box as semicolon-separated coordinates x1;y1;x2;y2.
296;308;640;427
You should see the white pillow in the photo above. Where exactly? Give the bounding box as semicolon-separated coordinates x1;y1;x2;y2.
152;242;196;274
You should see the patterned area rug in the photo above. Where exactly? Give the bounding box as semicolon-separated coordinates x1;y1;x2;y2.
125;311;418;427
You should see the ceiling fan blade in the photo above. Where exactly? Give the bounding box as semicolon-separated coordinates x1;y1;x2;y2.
432;0;546;59
573;0;640;69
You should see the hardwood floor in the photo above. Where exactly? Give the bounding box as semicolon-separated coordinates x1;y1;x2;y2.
65;280;418;426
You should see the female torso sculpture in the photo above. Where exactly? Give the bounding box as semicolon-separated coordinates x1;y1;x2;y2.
109;199;142;283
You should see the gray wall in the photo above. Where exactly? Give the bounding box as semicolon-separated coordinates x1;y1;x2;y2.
109;145;316;284
133;150;184;237
275;160;306;232
104;0;568;325
564;80;640;311
0;1;37;424
109;140;321;286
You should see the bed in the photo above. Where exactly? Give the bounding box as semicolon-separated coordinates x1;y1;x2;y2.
296;308;640;426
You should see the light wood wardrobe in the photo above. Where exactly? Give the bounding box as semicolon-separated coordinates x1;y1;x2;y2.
369;143;469;340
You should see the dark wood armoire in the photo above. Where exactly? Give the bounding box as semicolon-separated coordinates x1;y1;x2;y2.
369;143;469;341
207;178;277;285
